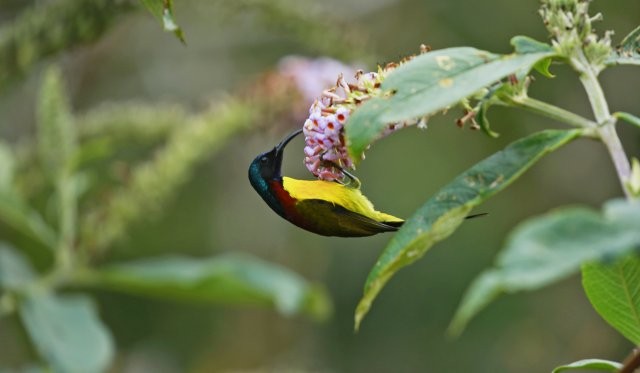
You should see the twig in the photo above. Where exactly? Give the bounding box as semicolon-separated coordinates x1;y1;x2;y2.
619;346;640;373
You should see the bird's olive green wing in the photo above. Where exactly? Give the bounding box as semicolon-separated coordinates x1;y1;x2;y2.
295;199;402;237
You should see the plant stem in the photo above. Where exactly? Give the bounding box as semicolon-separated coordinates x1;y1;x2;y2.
620;346;640;373
573;53;634;200
598;124;634;199
615;112;640;130
577;60;610;125
510;96;596;128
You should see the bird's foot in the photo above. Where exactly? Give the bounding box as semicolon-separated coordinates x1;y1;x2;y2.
320;161;361;189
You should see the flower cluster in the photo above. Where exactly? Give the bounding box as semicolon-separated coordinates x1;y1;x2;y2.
303;99;354;180
302;65;420;182
539;0;612;70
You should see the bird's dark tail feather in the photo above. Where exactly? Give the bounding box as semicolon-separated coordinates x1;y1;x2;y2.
465;213;488;219
385;213;485;231
386;221;404;228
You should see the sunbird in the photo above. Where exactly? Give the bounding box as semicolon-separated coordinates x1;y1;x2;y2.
248;129;404;237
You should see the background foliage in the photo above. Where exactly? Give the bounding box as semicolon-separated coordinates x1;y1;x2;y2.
0;0;639;372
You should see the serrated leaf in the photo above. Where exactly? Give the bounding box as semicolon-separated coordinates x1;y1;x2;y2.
583;255;640;344
354;129;581;330
88;254;332;321
139;0;186;44
552;359;623;373
37;66;75;179
0;243;35;290
450;199;640;336
346;47;555;161
606;25;640;66
19;291;114;373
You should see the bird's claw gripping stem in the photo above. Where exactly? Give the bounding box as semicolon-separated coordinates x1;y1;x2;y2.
320;160;361;189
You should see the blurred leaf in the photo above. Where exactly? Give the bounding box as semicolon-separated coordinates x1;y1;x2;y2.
0;141;15;190
80;99;254;253
37;66;76;179
230;0;370;62
78;102;187;141
449;199;640;336
607;25;640;66
139;0;186;44
583;255;640;344
346;47;555;161
0;188;57;250
19;291;114;373
628;157;640;197
354;129;581;330
552;359;623;372
0;0;133;92
37;66;78;259
0;243;35;290
0;366;47;373
88;254;332;321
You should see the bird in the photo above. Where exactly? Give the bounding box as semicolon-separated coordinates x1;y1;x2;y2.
248;128;404;237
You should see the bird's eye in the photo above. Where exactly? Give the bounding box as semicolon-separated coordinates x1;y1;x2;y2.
260;157;269;165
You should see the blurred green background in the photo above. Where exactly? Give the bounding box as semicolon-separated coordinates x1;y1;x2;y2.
1;0;639;372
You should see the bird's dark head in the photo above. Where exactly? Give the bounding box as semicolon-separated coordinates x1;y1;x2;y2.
248;128;303;186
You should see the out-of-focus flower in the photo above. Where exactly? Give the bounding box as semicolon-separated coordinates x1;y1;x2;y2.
278;56;359;104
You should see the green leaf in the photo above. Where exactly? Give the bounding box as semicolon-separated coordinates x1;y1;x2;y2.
354;129;581;330
552;359;623;373
346;47;555;161
628;157;640;198
0;189;57;250
583;255;640;344
0;243;35;291
606;25;640;66
0;141;14;191
615;112;640;130
88;254;332;321
19;291;114;373
450;199;640;336
510;35;554;54
0;108;58;251
139;0;186;44
509;36;555;78
533;57;555;78
0;0;133;94
37;66;76;179
475;87;501;138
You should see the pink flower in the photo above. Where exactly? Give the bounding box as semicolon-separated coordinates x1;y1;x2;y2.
298;58;423;182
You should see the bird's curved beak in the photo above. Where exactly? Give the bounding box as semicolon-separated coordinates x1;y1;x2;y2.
275;128;303;156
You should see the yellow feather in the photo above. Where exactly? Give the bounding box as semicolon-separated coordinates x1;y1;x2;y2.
282;177;403;224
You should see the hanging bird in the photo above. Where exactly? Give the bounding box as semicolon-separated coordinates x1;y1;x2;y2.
248;129;404;237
